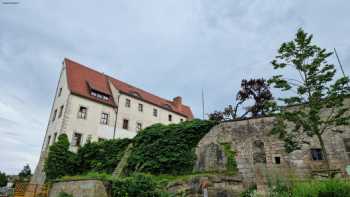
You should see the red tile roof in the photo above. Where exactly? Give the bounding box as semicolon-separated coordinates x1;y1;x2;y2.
65;58;193;119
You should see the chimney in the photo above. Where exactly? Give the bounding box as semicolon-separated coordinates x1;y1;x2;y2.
173;96;182;107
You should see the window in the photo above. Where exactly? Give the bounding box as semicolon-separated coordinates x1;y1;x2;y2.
344;138;350;159
78;106;87;119
153;109;158;117
168;114;172;122
125;99;131;108
180;119;184;122
58;105;64;118
138;103;143;112
123;119;129;130
46;135;51;147
58;87;62;97
86;135;92;143
73;133;82;147
90;90;109;101
311;148;324;161
100;113;109;125
52;109;57;122
163;104;172;110
136;122;142;132
274;157;281;164
53;132;57;143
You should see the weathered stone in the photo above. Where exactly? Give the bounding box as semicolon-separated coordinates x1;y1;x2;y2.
195;117;350;188
167;175;244;197
49;180;109;197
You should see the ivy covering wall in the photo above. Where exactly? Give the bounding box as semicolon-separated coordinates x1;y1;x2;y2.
45;119;216;180
77;138;132;174
126;119;216;175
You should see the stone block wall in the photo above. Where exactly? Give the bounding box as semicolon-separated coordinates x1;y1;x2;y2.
195;117;350;185
49;180;109;197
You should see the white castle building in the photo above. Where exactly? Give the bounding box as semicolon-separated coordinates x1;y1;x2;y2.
31;58;193;184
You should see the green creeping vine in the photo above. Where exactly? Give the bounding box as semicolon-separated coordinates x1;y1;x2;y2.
220;143;237;175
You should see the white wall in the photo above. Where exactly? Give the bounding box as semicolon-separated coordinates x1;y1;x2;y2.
64;94;116;149
43;64;70;150
108;82;187;136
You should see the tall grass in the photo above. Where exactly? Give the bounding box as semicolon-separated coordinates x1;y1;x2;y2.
292;179;350;197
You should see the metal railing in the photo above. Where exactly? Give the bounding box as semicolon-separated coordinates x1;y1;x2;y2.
12;183;48;197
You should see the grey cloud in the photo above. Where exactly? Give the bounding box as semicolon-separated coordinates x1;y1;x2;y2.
0;0;350;174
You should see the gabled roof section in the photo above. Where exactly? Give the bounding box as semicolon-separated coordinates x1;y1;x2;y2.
64;58;193;119
65;58;115;106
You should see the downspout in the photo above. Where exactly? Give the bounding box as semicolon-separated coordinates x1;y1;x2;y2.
113;94;120;139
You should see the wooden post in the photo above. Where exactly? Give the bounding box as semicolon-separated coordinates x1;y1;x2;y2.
33;185;38;197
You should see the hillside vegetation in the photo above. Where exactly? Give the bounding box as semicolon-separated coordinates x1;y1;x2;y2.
45;119;216;181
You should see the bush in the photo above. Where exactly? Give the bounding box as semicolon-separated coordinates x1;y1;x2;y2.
111;173;171;197
240;185;257;197
292;179;350;197
0;171;7;187
44;134;78;181
220;143;237;175
77;139;132;174
126;120;216;175
57;192;73;197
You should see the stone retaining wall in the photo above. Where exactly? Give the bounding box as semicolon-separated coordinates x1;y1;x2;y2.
195;117;350;185
49;180;109;197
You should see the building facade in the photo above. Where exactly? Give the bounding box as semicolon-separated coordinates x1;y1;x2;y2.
31;58;193;184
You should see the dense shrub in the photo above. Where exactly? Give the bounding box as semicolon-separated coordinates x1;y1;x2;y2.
264;178;350;197
111;173;170;197
44;134;78;180
45;120;216;179
77;139;132;174
0;171;7;187
220;143;237;175
126;119;216;175
57;192;73;197
292;179;350;197
240;185;257;197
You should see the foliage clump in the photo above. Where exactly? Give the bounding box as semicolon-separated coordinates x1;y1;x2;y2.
44;134;78;181
77;138;132;174
57;192;73;197
0;171;7;187
126;119;216;175
111;173;170;197
18;164;31;181
209;78;274;121
220;143;237;175
45;120;215;180
292;179;350;197
264;178;350;197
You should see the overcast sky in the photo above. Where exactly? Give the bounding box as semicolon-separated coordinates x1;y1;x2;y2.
0;0;349;175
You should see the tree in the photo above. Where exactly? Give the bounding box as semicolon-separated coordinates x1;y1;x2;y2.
209;78;274;120
208;111;224;122
18;164;31;181
236;78;274;117
0;171;7;187
268;28;350;174
44;134;77;180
